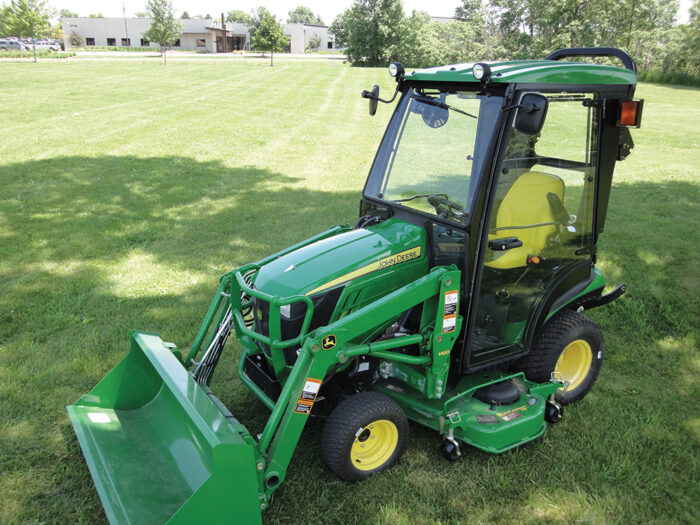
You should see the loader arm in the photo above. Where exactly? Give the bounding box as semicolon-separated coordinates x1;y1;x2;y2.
228;265;463;496
67;261;463;524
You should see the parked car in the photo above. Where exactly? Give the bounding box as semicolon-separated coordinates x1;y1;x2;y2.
0;39;30;52
33;41;60;52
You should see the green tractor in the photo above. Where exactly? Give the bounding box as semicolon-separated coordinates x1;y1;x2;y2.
68;47;643;524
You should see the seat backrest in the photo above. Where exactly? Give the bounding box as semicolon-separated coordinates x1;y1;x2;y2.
486;171;565;270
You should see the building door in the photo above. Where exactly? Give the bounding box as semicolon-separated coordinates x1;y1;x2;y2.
467;91;601;369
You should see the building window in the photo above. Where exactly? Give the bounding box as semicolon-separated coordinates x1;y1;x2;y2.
106;38;116;46
196;38;206;47
173;39;180;47
327;41;333;49
121;38;130;46
85;37;95;46
140;38;149;46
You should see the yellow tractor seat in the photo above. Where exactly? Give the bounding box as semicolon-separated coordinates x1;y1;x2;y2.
486;171;565;270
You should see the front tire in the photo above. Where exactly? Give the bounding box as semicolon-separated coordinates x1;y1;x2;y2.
519;310;604;405
321;391;408;481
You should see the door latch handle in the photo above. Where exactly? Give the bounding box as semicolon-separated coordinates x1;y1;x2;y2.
488;237;523;251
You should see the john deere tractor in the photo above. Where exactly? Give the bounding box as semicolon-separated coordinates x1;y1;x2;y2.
68;47;643;524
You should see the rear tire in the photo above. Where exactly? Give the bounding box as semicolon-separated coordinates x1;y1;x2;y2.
321;391;408;481
518;310;604;405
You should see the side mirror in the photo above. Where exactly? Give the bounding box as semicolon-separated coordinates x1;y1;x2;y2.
361;84;400;116
366;85;379;116
514;93;548;134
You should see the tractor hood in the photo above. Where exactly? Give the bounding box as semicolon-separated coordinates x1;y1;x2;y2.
253;219;427;298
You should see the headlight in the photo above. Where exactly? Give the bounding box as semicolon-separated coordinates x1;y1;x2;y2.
280;304;291;319
279;301;308;321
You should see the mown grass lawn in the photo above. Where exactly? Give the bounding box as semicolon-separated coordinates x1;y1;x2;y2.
0;59;698;524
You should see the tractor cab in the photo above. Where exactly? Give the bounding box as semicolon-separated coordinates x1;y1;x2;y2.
67;48;642;525
360;48;641;373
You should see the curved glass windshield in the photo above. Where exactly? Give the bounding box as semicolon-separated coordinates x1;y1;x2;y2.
366;89;503;225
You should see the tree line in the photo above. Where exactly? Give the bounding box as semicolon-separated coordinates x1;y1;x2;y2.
330;0;699;81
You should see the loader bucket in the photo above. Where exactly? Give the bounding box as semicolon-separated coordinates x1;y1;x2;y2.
67;331;264;524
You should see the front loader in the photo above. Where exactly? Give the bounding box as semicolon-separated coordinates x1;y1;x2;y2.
68;47;643;524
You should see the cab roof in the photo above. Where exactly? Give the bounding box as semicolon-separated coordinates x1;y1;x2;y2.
405;60;637;86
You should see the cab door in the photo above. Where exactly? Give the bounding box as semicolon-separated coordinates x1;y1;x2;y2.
466;91;601;370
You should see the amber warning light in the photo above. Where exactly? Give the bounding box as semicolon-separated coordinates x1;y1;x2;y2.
619;99;644;128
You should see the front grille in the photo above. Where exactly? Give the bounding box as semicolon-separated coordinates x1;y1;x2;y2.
252;287;344;365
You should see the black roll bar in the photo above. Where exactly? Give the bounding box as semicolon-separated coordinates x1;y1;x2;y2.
545;47;637;74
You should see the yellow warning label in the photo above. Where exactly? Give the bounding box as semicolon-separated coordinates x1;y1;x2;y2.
306;246;422;296
442;290;459;333
496;405;527;417
294;400;313;415
295;378;322;415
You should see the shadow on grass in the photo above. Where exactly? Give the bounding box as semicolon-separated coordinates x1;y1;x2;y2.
0;155;358;524
0;161;697;524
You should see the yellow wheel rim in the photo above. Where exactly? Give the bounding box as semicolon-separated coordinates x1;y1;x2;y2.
350;419;398;471
554;339;592;391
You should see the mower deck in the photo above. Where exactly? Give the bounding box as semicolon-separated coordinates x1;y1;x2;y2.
374;372;558;454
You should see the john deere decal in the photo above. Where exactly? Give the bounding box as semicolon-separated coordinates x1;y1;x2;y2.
306;246;422;295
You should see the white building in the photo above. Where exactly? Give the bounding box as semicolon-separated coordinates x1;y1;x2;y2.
285;23;335;54
60;17;336;54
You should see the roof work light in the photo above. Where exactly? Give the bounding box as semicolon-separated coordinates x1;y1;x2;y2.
472;63;491;81
389;62;405;79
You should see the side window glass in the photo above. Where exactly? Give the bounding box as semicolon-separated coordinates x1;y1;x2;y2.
469;92;600;369
489;93;598;268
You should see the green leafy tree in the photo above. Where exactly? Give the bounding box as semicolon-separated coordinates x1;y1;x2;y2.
394;10;430;66
68;29;83;47
288;5;323;25
48;23;63;44
340;0;405;66
204;13;212;19
0;5;13;35
58;8;77;18
251;8;287;65
4;0;52;62
226;9;252;24
135;12;150;18
180;11;190;19
143;0;183;64
682;0;700;74
454;0;483;22
329;11;349;47
87;13;103;18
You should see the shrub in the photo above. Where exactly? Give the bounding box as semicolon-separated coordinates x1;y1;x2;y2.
69;30;84;47
638;69;700;87
0;50;75;58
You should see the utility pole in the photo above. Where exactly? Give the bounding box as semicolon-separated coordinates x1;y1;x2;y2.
221;13;227;53
123;0;130;48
